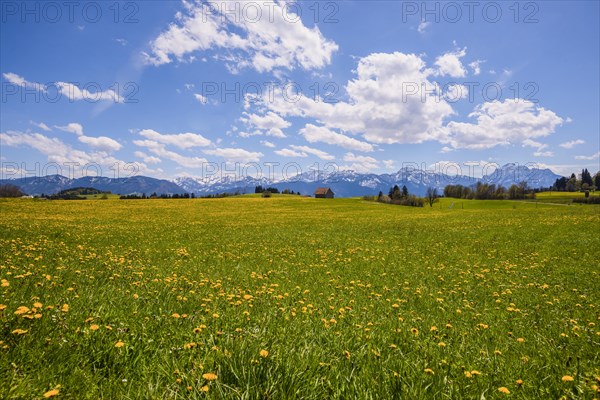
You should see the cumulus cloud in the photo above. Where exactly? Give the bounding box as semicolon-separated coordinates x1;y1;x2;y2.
144;0;338;73
299;124;374;152
56;123;84;136
260;140;276;148
559;139;585;149
468;60;485;75
257;51;454;145
0;130;144;174
134;139;208;168
443;99;564;150
55;122;122;152
134;151;162;165
342;153;379;173
434;48;467;78
3;72;123;102
575;151;600;160
29;121;51;131
275;148;307;158
417;20;430;33
203;147;263;163
240;112;290;138
138;129;211;149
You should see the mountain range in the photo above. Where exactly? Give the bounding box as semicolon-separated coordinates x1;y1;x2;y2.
1;164;562;197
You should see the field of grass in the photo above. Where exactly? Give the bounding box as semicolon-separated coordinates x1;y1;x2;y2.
532;191;600;205
1;197;599;399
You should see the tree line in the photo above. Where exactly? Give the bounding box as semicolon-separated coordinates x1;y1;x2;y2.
552;169;599;192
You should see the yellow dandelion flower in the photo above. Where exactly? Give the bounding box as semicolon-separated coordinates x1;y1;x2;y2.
172;313;180;318
498;387;510;394
471;370;481;376
193;327;202;333
516;337;525;343
90;324;100;331
61;304;69;312
43;388;60;398
430;326;438;332
259;349;269;358
12;329;28;335
33;302;43;308
516;379;523;386
343;350;351;360
85;317;93;323
494;350;502;355
424;368;435;375
438;342;446;347
464;371;472;378
202;373;218;381
0;304;6;311
14;306;30;315
1;279;9;287
115;341;125;348
562;375;574;382
200;385;209;392
411;328;419;336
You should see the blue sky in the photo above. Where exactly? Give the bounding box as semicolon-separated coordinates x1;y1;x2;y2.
1;0;598;180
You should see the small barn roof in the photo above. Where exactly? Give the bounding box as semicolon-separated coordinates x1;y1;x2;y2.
314;187;333;195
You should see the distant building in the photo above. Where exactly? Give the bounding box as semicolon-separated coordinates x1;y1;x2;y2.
314;187;334;198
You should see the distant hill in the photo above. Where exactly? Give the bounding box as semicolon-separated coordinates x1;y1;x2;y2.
0;175;186;196
1;164;562;197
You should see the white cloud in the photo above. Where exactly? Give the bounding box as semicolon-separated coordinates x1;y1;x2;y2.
0;130;148;175
342;153;379;173
260;140;276;148
275;148;307;158
256;51;455;145
139;129;211;149
383;160;395;170
559;139;585;149
134;151;162;165
134;139;208;168
575;151;600;160
468;60;485;75
240;112;290;138
299;124;374;152
78;135;122;152
444;84;468;101
145;1;338;73
203;147;263;163
443;99;564;149
417;20;430;33
30;121;51;131
435;48;467;78
55;122;121;152
115;38;128;46
56;123;84;136
194;93;208;104
533;150;554;157
289;145;334;160
3;72;123;102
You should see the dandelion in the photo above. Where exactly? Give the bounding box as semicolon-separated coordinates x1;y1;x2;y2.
172;313;180;318
498;387;510;394
430;326;438;332
90;324;100;331
33;302;43;308
516;379;524;386
115;341;125;348
471;370;481;376
424;368;435;375
61;304;69;312
411;328;419;336
464;371;472;378
200;385;209;392
516;337;525;343
43;388;60;398
438;342;446;347
343;350;351;360
1;279;9;287
14;306;30;315
259;349;269;358
202;373;218;381
12;329;28;335
562;375;574;382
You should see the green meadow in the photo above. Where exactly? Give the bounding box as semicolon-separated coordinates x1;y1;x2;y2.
1;196;599;399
